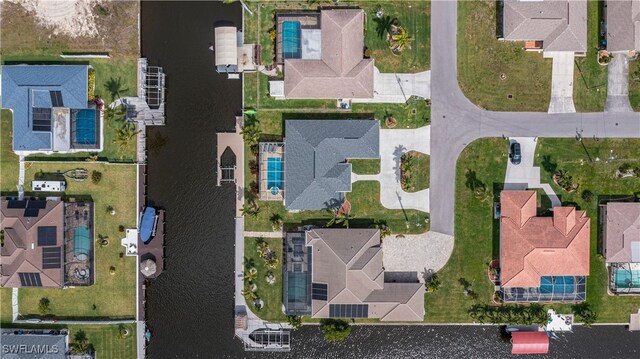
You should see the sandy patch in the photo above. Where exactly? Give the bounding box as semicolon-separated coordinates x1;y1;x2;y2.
382;231;454;282
9;0;104;38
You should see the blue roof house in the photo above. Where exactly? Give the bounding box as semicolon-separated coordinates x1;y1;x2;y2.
2;65;101;153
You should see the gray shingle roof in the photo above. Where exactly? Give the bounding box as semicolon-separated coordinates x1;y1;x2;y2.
0;329;68;359
1;65;89;151
503;0;587;52
606;0;640;52
284;120;379;211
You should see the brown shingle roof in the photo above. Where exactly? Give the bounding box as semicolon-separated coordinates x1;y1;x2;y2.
307;228;424;321
284;9;374;99
604;202;640;263
503;0;587;52
500;191;590;288
1;200;64;288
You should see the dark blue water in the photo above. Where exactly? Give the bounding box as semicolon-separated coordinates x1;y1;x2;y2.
140;2;640;358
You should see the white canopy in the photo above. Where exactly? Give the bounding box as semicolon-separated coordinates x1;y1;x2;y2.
214;26;238;66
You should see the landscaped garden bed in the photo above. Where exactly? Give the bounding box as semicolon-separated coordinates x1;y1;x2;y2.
243;237;286;322
400;151;429;192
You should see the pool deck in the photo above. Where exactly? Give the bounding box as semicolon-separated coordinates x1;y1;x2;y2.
275;13;320;64
258;142;284;201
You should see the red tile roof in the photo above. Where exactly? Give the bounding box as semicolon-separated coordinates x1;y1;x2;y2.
500;191;590;288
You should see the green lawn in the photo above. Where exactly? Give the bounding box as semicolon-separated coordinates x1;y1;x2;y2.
403;151;429;192
424;138;508;322
0;110;19;193
1;288;13;324
573;0;607;112
352;99;430;129
629;60;640;111
244;237;286;322
457;0;552;111
535;138;640;323
18;162;137;319
67;324;137;359
349;159;380;175
362;1;430;73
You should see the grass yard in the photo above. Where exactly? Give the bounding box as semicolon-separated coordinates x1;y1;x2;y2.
535;138;640;322
352;99;430;129
1;288;13;324
362;1;430;72
457;0;552;111
18;162;137;319
630;60;640;111
349;159;380;175
402;151;429;192
0;110;19;193
67;324;137;359
243;237;287;322
424;138;508;322
573;0;607;112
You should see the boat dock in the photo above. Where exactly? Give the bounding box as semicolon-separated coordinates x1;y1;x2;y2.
215;115;245;217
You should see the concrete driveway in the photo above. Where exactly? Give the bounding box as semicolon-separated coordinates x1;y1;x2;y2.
547;52;576;113
605;53;633;112
504;137;560;206
351;67;430;104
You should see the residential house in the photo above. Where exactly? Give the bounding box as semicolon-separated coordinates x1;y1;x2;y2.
271;9;374;99
500;191;590;302
282;119;379;211
606;0;640;52
502;0;587;55
602;202;640;294
0;328;92;359
283;229;425;321
2;65;102;154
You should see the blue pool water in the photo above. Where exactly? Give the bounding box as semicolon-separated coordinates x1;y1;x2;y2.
73;226;91;260
267;157;283;190
614;269;640;288
74;109;97;145
539;276;575;294
282;21;301;59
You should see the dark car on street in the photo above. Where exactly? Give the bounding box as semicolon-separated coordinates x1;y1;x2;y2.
510;142;521;165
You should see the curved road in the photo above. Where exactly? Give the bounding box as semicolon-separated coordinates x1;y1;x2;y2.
429;0;640;236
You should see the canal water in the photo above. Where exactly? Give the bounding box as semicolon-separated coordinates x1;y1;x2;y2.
140;2;640;358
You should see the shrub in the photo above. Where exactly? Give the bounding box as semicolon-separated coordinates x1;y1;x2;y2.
118;225;125;233
87;68;96;101
573;303;598;328
581;190;593;202
320;319;351;342
38;297;51;316
91;170;102;184
287;315;302;329
268;28;276;41
619;163;632;173
426;274;441;293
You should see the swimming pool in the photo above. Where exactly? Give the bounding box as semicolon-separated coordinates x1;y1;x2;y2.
73;225;91;261
282;21;301;59
74;109;97;145
539;276;575;294
267;157;284;192
614;269;640;288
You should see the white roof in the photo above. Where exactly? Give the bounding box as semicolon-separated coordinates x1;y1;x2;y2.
214;26;238;66
301;29;322;60
269;81;285;97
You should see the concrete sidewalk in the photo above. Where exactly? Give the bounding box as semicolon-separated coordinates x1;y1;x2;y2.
504;137;560;207
547;52;576;114
352;67;430;104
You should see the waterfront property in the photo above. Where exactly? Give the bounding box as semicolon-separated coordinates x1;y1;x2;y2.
258;142;285;201
499;191;590;302
283;119;379;211
0;328;74;359
606;0;640;52
500;0;587;55
0;198;95;288
1;65;102;154
284;229;425;321
602;202;640;295
271;9;374;99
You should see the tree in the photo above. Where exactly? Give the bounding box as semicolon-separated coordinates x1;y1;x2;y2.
70;330;92;354
389;26;414;53
265;256;279;269
244;267;258;282
581;189;593;202
573;303;598;328
242;203;260;218
91;170;102;184
112;122;140;149
104;77;129;101
270;213;283;231
320;319;351;342
241;285;258;301
325;209;354;228
256;240;270;258
287;315;302;329
426;274;441;293
38;297;50;316
373;220;391;239
373;15;397;39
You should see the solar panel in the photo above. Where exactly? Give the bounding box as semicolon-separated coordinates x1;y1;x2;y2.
32;108;52;132
7;200;27;209
18;273;43;287
42;247;62;269
329;304;368;318
312;283;328;301
50;90;64;107
37;226;57;246
23;208;40;217
27;200;47;209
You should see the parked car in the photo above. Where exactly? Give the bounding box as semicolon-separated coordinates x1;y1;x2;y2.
510;142;521;165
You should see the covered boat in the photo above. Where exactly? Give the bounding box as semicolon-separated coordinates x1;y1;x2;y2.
140;207;158;244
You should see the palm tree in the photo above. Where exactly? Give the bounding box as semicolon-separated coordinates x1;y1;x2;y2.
112;122;140;149
335;213;354;228
256;240;270;257
244;267;258;281
104;77;129;101
373;220;391;239
241;285;258;301
373;15;398;39
241;203;260;218
241;124;261;147
270;213;283;231
71;330;91;354
265;256;279;269
243;257;256;270
389;26;414;53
